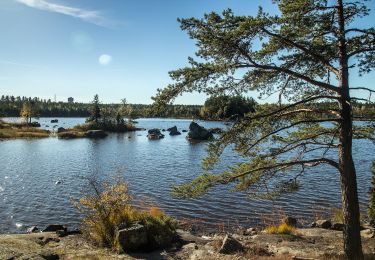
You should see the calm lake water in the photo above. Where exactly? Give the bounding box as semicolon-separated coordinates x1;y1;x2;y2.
0;118;373;233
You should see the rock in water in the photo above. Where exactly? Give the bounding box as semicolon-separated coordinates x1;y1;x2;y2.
219;234;244;254
282;216;298;227
85;130;107;138
168;126;181;136
147;128;164;140
116;223;148;252
187;122;213;141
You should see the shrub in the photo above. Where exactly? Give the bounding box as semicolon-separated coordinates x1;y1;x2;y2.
74;177;177;251
265;223;296;235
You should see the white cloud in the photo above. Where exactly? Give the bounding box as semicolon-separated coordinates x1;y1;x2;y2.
98;54;112;66
15;0;107;26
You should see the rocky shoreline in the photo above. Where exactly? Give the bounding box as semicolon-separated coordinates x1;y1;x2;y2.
1;220;374;260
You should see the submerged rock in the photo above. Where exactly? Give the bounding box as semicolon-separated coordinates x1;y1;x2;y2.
187;122;213;141
50;119;58;123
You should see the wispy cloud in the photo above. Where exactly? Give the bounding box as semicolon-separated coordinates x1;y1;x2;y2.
15;0;108;26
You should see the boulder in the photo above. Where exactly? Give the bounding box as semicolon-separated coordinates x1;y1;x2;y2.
30;122;41;127
182;130;188;133
219;234;244;254
147;129;164;140
313;220;332;229
243;227;257;236
187;122;213;141
116;223;148;252
50;119;58;123
168;126;181;136
27;226;39;233
85;130;107;138
331;222;344;231
282;216;298;227
42;224;67;233
57;127;66;133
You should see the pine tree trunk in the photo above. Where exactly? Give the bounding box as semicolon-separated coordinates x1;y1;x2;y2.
337;0;363;259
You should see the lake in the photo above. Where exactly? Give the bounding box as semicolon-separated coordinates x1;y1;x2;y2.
0;118;373;233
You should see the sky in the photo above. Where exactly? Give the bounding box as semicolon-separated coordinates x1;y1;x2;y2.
0;0;374;104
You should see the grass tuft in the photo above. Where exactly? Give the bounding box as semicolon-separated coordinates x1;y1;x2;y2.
264;223;296;235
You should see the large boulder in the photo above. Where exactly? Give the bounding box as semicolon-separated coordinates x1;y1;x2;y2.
147;129;164;140
187;122;213;141
116;223;148;252
167;126;181;136
85;130;107;138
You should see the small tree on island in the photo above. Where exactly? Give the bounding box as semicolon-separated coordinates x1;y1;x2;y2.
20;101;39;124
89;94;101;124
152;1;374;259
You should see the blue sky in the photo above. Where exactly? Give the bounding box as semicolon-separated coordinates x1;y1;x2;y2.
0;0;374;104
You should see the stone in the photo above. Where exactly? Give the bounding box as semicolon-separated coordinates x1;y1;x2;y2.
361;229;375;238
282;216;298;227
182;130;188;132
57;127;66;133
42;224;67;233
116;223;148;252
331;222;344;231
218;234;244;254
85;130;107;138
167;126;181;136
147;128;164;140
243;227;257;236
27;226;39;233
30;122;41;127
50;119;58;123
187;122;213;141
314;220;332;229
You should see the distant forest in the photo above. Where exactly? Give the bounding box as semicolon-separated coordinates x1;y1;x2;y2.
0;95;202;118
1;94;374;120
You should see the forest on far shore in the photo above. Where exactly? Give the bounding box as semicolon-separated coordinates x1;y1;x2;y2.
0;94;375;120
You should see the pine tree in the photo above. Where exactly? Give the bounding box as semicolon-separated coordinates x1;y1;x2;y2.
152;1;375;258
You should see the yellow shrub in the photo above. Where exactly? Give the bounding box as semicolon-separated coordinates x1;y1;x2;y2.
74;176;177;250
265;223;296;235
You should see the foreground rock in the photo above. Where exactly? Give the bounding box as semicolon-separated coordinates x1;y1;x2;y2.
219;234;244;254
187;122;213;141
116;223;148;252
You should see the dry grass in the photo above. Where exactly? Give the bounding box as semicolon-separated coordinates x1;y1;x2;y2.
0;122;50;139
264;223;296;235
